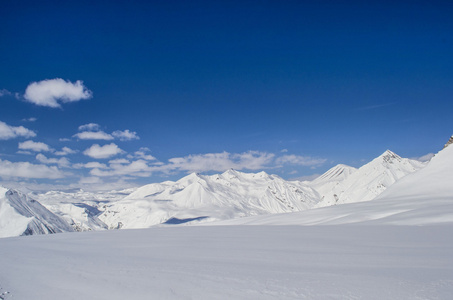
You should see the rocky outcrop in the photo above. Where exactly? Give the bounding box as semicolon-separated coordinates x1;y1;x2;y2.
443;135;453;149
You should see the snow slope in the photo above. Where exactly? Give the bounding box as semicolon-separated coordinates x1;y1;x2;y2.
310;150;424;207
0;187;73;238
99;170;320;229
0;225;452;299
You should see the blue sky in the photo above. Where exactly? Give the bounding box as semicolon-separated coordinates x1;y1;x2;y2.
1;0;452;191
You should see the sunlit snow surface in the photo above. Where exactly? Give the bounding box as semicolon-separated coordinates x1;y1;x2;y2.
0;225;452;300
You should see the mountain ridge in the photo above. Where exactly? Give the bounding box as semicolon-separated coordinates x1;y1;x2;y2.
0;187;73;238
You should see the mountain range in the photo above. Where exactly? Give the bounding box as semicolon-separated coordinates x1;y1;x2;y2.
0;142;448;238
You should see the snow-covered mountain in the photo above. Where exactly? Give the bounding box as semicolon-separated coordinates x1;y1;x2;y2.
34;189;131;232
99;169;320;229
218;143;453;226
310;164;357;184
0;187;73;238
309;150;425;207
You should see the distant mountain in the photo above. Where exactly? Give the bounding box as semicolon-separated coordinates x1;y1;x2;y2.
99;169;320;229
309;150;425;207
0;187;73;238
33;189;132;232
310;164;357;184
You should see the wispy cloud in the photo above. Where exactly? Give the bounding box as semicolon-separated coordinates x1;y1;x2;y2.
356;102;397;111
24;78;92;108
36;154;71;168
109;158;131;164
22;117;37;122
54;147;78;156
81;149;327;179
70;123;139;141
0;89;12;97
73;162;109;169
0;121;36;140
78;123;101;131
91;159;150;177
128;147;155;160
165;151;275;173
112;130;140;141
276;155;326;167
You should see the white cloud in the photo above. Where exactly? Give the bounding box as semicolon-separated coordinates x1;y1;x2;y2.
18;140;52;152
73;125;139;141
0;159;64;179
276;155;327;167
73;162;109;169
91;159;150;177
0;121;36;140
109;158;130;164
98;151;272;177
78;123;100;131
78;176;103;185
75;177;137;191
130;147;155;160
55;146;78;156
24;78;92;108
73;131;114;140
17;150;32;155
36;154;70;168
59;138;71;142
166;151;275;173
112;130;140;141
0;89;12;97
83;143;124;159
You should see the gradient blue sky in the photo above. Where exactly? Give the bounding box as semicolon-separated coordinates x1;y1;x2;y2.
1;0;452;190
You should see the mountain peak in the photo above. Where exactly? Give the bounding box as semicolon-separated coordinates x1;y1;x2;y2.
378;150;401;163
443;135;453;149
311;164;357;184
222;169;240;177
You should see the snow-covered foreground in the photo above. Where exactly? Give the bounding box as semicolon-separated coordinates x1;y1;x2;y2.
1;224;452;300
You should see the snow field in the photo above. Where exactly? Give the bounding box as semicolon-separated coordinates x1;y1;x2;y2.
1;225;452;299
